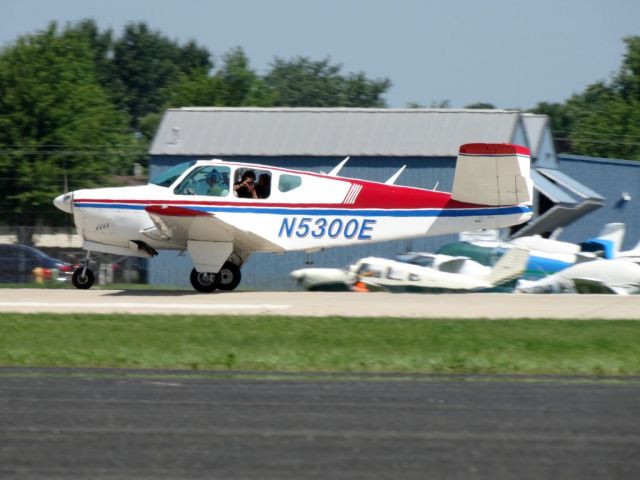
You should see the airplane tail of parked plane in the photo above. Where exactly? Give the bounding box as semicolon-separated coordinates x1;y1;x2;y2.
485;247;530;287
580;222;625;259
451;144;533;206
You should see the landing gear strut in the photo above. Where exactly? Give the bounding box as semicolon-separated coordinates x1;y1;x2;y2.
189;261;242;293
72;252;95;289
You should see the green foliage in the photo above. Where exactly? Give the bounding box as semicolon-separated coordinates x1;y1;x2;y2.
264;56;390;107
1;314;639;375
0;22;142;226
464;102;496;109
215;47;275;106
530;36;640;160
110;22;212;128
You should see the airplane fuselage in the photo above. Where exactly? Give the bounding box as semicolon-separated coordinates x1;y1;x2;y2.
59;161;531;255
54;145;534;292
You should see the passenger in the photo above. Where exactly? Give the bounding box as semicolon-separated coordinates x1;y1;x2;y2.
255;173;271;199
233;170;257;198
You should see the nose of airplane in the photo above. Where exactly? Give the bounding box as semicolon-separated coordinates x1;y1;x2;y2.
53;192;73;213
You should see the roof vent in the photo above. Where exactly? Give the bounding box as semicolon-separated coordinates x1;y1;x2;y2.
169;126;181;145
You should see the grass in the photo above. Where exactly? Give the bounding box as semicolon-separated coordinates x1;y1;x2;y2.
0;313;639;376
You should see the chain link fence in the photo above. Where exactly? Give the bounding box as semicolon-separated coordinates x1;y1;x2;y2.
0;226;147;286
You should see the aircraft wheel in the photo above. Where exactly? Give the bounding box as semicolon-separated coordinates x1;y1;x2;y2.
217;262;242;291
72;267;95;289
190;268;219;293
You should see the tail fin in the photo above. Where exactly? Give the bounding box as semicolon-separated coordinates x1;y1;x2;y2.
451;143;533;206
580;223;625;259
485;247;529;286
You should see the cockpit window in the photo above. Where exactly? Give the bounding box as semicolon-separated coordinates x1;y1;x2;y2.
150;161;196;187
279;174;302;192
356;263;383;278
174;166;230;197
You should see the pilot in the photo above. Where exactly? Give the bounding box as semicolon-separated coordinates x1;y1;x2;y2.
234;170;258;198
205;169;228;197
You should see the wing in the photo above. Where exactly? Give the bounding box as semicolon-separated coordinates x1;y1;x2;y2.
143;205;284;253
572;278;620;295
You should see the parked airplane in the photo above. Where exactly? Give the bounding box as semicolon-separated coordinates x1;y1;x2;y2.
291;248;527;293
516;259;640;295
290;252;491;291
437;223;626;279
617;239;640;264
53;143;533;292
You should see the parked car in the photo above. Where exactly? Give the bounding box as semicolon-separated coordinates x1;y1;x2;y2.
0;244;74;283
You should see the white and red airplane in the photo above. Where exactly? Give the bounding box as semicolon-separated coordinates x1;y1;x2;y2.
53;143;533;292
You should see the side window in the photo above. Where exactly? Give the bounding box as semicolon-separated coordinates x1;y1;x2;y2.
174;166;230;197
387;267;404;281
408;255;434;268
234;168;272;199
356;263;383;278
278;174;302;193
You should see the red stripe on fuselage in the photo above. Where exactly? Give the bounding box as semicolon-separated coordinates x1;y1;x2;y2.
145;205;210;217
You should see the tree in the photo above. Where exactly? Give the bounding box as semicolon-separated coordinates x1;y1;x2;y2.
110;22;212;129
465;102;495;109
0;22;142;235
215;47;274;107
530;36;640;160
264;56;390;107
528;101;574;153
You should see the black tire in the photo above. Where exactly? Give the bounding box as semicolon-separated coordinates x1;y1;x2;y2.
190;268;218;293
72;267;94;289
217;261;242;291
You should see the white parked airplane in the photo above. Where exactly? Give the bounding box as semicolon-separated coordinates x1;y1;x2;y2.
291;247;529;293
516;259;640;295
439;223;626;279
53;143;533;292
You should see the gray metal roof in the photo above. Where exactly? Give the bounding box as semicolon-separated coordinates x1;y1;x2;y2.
150;107;525;157
521;113;549;158
511;167;604;238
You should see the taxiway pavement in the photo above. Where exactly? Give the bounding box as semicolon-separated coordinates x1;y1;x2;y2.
0;288;639;318
1;369;638;479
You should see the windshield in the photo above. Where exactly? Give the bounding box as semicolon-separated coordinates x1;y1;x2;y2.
150;161;196;187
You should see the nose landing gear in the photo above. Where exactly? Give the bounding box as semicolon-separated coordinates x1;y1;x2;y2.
72;251;95;289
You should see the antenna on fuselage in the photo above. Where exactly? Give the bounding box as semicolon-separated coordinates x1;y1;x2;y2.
385;165;406;185
327;156;350;177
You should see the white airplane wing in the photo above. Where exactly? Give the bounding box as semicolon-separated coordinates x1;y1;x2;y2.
572;278;621;295
143;205;284;253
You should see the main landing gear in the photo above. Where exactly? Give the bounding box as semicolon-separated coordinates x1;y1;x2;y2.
190;261;242;293
72;251;95;289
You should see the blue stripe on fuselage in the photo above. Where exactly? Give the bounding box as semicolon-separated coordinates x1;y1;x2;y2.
73;202;532;217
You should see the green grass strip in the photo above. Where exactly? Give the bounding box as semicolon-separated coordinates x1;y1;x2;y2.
1;313;639;375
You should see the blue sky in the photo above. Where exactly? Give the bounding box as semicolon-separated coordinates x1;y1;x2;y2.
2;0;639;109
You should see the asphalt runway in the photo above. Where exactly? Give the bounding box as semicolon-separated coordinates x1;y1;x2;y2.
1;288;640;318
1;369;639;479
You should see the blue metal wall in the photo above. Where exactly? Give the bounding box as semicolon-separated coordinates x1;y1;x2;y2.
148;155;458;290
558;155;640;251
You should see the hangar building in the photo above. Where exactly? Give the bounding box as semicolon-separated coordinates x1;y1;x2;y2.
148;107;605;290
557;154;640;251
